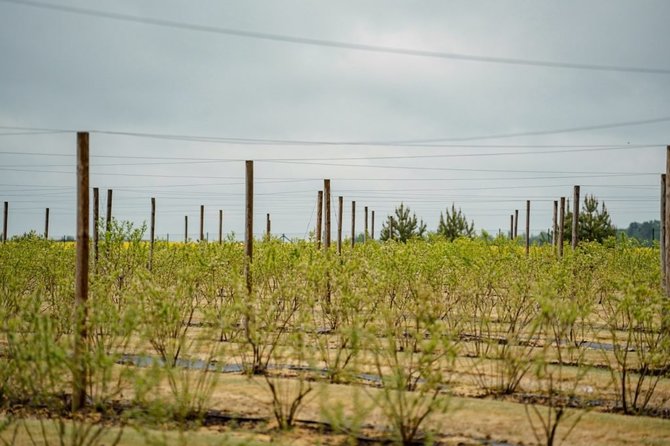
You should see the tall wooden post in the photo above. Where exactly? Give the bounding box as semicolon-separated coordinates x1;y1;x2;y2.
559;197;566;258
315;191;323;249
184;216;188;243
513;209;519;239
572;185;580;250
266;213;271;240
219;210;223;244
509;214;514;239
149;198;155;271
324;180;331;249
552;200;558;248
665;147;670;292
93;188;99;264
44;207;50;240
245;160;254;294
337;196;343;255
371;210;375;240
525;200;530;256
351;201;356;248
364;206;368;243
200;205;205;242
73;132;89;412
2;201;6;243
105;189;113;234
662;174;667;289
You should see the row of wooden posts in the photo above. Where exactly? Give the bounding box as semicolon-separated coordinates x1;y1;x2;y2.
507;185;582;257
2;133;669;412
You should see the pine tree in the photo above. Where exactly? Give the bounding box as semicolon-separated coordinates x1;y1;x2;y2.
564;194;616;243
379;203;426;242
437;203;475;241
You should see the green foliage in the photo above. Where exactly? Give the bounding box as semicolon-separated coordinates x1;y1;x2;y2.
623;220;659;246
564;194;616;243
436;203;475;241
0;219;667;445
379;203;427;242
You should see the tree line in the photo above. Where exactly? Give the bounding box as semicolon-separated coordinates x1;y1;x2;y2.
376;194;655;245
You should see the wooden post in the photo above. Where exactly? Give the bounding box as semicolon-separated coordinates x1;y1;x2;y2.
149;197;155;271
662;174;667;289
513;209;519;239
525;200;530;256
337;196;343;255
44;207;49;240
93;188;99;264
184;216;188;243
316;191;323;249
371;210;375;240
200;205;205;242
266;213;271;240
665;147;670;292
559;197;566;258
552;200;558;248
389;216;394;241
324;179;331;249
245;160;254;294
2;201;6;243
73;131;89;412
572;185;580;250
351;201;356;247
105;189;113;234
219;209;223;244
364;206;368;243
509;214;514;239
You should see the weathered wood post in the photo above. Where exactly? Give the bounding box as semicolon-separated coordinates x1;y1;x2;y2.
513;209;519;239
2;201;6;243
665;147;670;292
93;187;99;264
509;214;514;239
200;205;205;242
149;197;155;271
106;189;113;234
324;179;331;249
219;210;223;244
184;216;188;243
266;213;271;240
245;160;254;294
559;197;566;258
364;206;368;243
243;161;254;363
316;191;323;249
525;200;530;256
44;207;50;240
552;200;558;248
662;174;667;288
337;196;343;255
371;210;375;240
572;185;580;250
73;131;89;412
351;201;356;248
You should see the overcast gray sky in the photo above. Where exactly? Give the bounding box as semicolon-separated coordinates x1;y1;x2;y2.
1;0;669;240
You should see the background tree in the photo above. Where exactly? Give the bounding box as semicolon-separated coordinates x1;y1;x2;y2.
564;194;616;243
437;203;475;241
379;203;426;242
623;220;659;246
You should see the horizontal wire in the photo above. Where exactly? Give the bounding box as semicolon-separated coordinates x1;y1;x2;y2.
2;0;670;75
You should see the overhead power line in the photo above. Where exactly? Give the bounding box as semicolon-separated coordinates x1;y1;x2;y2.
2;0;670;75
0;144;662;163
0;116;668;146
